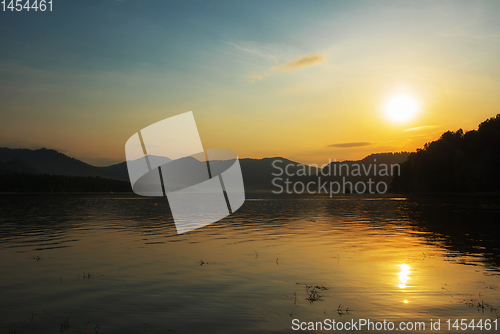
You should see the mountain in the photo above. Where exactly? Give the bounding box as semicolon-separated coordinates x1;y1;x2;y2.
0;159;39;174
0;147;410;192
0;148;126;180
99;155;172;180
239;157;321;190
315;152;410;192
227;153;409;191
0;173;132;193
354;152;410;166
99;161;128;178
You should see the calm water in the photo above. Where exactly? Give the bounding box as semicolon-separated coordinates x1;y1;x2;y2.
0;193;499;333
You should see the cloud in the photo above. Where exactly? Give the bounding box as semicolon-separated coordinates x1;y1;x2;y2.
272;54;327;71
227;42;279;61
246;72;270;83
403;125;436;132
328;142;372;148
248;53;326;83
248;74;263;82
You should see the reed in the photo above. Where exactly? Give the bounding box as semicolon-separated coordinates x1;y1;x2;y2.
60;317;70;333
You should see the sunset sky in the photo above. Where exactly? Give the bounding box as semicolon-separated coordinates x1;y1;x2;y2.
1;0;500;166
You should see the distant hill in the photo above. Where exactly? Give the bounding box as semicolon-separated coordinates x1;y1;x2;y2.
391;114;500;193
0;147;410;193
323;152;410;174
99;161;129;179
99;156;320;191
355;152;411;166
239;157;320;190
0;159;39;174
239;153;409;191
0;173;131;193
318;152;410;191
99;155;172;180
0;148;126;180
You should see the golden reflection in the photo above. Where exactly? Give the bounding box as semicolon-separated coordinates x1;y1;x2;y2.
398;263;410;288
397;264;411;304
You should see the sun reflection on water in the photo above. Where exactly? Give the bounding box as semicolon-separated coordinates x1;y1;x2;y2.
398;263;410;288
398;264;411;303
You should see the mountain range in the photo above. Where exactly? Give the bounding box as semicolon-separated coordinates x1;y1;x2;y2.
0;147;409;191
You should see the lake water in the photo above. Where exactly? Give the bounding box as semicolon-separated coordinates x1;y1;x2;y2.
0;193;499;333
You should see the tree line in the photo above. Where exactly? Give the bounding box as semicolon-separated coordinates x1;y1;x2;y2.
391;114;500;193
0;173;132;193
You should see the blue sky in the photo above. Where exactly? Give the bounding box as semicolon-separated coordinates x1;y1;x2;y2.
1;0;500;165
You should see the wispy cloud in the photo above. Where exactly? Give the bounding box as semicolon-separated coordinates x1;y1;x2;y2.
403;125;436;132
227;42;279;61
328;142;372;148
247;72;270;83
272;54;326;71
248;53;326;82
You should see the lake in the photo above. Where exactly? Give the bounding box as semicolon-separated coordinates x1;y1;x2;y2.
0;193;499;333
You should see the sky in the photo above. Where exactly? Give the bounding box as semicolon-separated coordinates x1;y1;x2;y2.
1;0;500;166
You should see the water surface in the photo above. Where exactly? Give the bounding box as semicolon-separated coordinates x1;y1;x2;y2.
0;193;499;333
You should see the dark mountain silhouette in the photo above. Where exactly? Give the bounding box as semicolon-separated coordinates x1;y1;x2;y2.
0;159;39;174
0;147;410;192
391;114;500;193
355;152;411;166
239;157;320;190
240;153;408;191
324;152;410;193
0;148;126;180
0;173;131;193
99;161;129;179
99;155;172;180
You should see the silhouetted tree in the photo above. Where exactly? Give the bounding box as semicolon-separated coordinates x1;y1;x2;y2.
391;114;500;192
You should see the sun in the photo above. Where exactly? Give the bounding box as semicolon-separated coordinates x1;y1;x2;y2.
384;94;419;123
